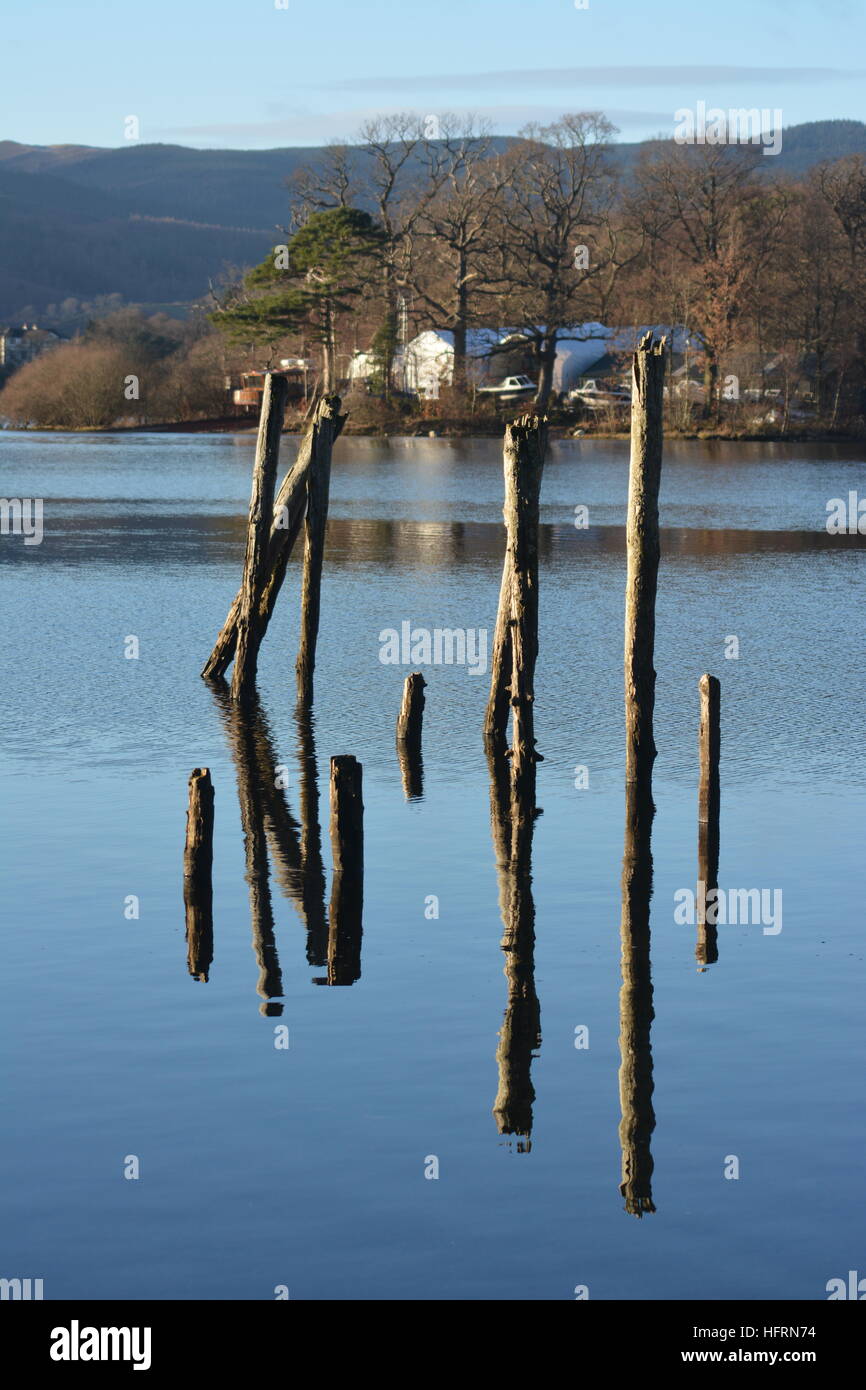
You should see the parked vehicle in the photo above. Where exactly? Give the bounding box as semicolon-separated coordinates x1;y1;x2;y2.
567;379;631;410
477;374;537;401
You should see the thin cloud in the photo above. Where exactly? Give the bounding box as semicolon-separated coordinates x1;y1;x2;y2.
322;65;866;94
154;105;674;147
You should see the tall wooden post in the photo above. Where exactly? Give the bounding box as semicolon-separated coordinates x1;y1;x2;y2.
697;673;721;968
327;755;364;985
230;373;289;700
183;767;214;982
624;335;666;784
484;416;546;773
296;399;344;706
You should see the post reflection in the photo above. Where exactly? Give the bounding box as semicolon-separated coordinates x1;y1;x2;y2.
488;744;542;1152
618;774;657;1216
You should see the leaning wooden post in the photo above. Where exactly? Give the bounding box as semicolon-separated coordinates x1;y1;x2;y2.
327;755;364;985
202;395;346;683
230;373;290;700
624;335;666;785
697;673;721;968
183;768;214;982
296;399;344;705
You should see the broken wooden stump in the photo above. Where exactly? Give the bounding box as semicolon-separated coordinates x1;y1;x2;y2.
484;416;547;785
183;767;214;982
295;398;344;706
624;334;666;785
326;755;364;985
697;673;721;968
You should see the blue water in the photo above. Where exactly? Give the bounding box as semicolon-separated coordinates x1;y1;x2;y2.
1;431;864;1299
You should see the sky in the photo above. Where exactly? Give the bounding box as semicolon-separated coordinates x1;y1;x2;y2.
2;0;866;150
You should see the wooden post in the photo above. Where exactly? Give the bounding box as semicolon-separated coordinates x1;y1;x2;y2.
230;373;290;700
624;335;666;785
296;398;344;705
484;416;547;753
327;755;364;985
697;673;721;968
183;767;214;982
507;416;546;794
202;395;345;683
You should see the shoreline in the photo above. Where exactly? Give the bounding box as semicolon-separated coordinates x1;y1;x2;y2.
6;417;864;444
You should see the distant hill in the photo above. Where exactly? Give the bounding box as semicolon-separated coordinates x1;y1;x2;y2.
1;120;863;322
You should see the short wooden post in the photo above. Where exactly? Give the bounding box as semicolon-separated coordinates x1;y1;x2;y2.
183;767;214;982
396;672;426;800
624;335;666;784
327;755;364;985
697;673;721;967
396;671;426;746
484;416;547;754
230;373;289;700
296;399;344;705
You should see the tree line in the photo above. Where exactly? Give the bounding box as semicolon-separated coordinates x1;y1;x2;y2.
211;111;866;426
2;111;865;431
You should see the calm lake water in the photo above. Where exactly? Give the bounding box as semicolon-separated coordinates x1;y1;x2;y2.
1;431;864;1301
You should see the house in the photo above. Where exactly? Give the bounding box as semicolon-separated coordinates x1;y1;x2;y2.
0;324;61;372
397;328;506;398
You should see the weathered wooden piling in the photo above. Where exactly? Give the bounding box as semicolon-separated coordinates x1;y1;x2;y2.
202;395;346;684
618;774;656;1216
697;673;721;967
624;335;666;784
295;399;344;705
183;767;214;981
230;373;290;700
327;755;364;985
484;416;547;777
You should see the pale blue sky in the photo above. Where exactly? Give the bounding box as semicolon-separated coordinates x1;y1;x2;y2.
3;0;865;149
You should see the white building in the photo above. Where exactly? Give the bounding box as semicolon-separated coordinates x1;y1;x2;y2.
351;323;698;400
